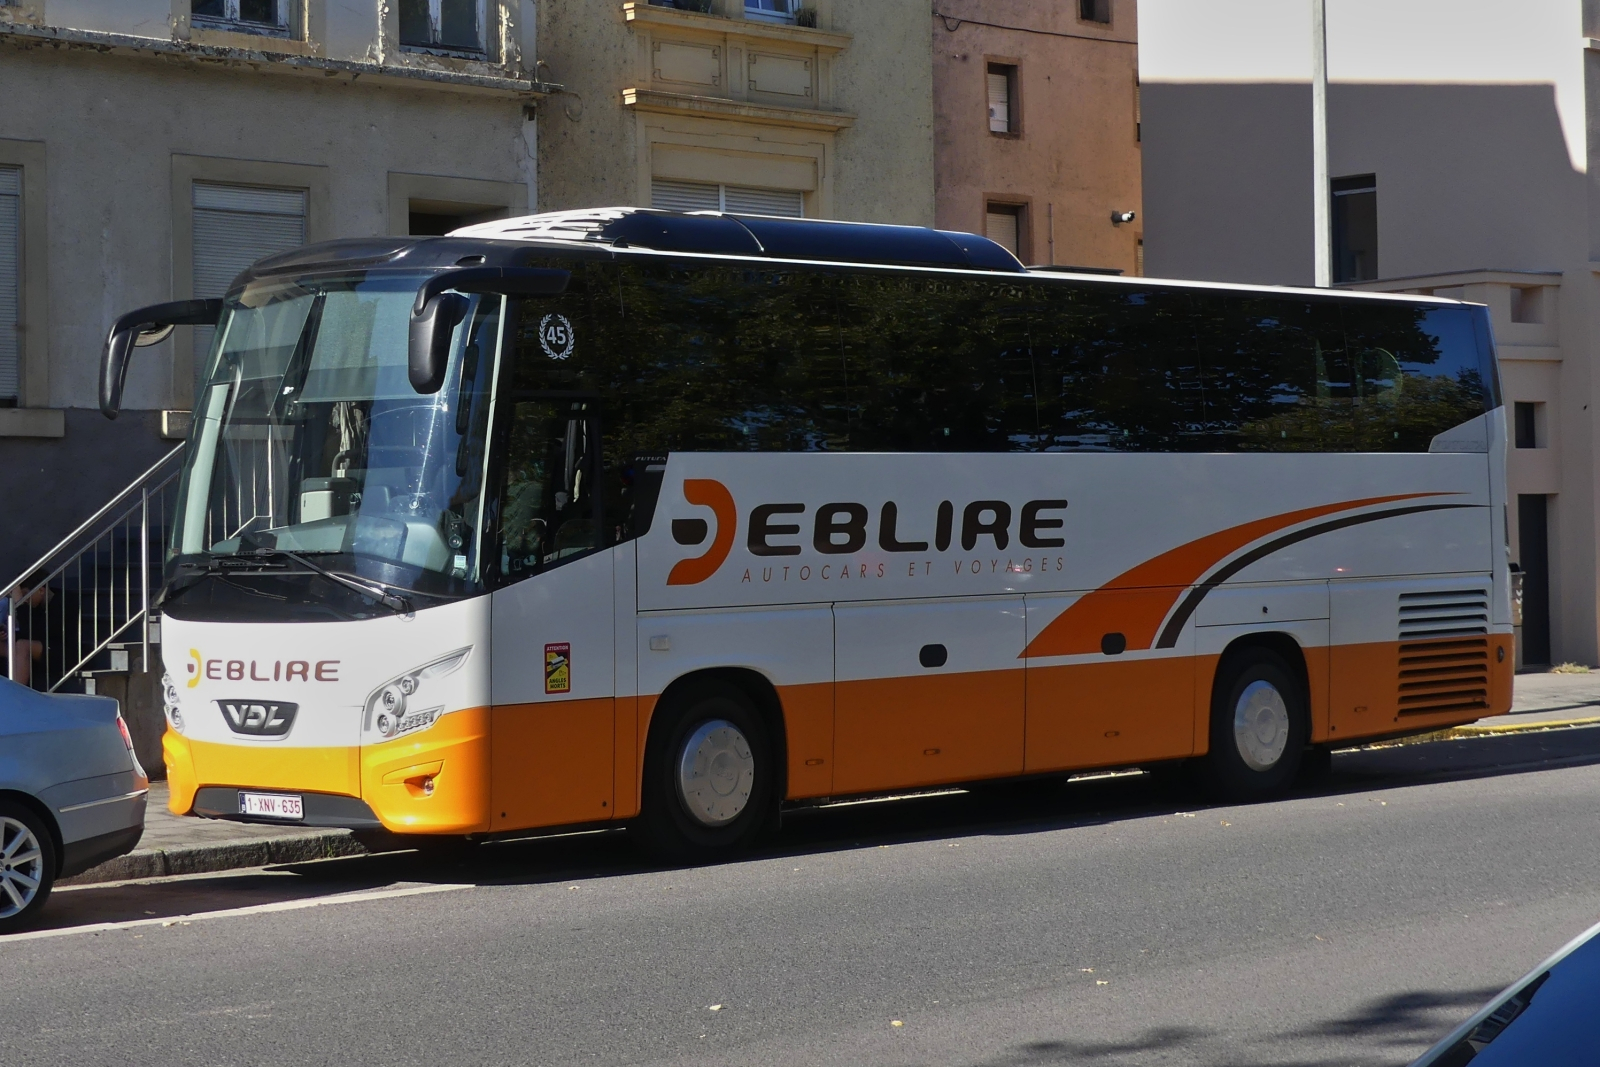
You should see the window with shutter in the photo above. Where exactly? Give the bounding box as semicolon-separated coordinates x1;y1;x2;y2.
651;179;722;213
651;179;804;218
0;167;19;405
722;185;804;217
987;64;1016;134
985;204;1021;257
191;182;306;384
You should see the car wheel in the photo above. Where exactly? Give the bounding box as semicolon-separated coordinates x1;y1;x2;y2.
0;801;56;934
638;681;776;860
1197;651;1308;801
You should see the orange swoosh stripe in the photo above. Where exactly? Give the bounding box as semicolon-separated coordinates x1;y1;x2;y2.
1020;493;1443;658
667;479;738;586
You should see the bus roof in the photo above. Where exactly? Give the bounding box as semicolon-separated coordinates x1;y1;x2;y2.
452;208;1028;273
244;208;1472;309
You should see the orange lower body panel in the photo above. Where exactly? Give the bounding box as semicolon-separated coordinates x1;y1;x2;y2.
491;698;614;832
779;681;835;798
1329;634;1514;742
1025;656;1197;774
363;707;491;834
833;670;1025;794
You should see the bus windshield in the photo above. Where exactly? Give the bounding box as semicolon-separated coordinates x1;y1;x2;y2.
166;271;501;609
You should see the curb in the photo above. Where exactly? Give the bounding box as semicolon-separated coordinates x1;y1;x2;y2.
59;830;369;887
1358;714;1600;751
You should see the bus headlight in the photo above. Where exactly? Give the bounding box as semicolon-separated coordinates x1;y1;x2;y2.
363;647;471;742
161;672;185;734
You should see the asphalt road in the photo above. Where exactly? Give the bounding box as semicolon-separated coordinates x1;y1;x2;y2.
7;728;1600;1067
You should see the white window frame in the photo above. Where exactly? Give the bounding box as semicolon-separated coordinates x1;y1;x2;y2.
745;0;798;25
399;0;489;55
191;0;292;35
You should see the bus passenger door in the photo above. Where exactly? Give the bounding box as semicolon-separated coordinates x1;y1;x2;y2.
833;596;1026;794
489;399;615;832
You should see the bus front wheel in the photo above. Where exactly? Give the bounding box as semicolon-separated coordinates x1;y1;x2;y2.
1198;650;1307;801
638;681;776;860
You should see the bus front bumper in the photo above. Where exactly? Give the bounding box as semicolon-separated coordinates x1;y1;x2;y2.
162;707;491;834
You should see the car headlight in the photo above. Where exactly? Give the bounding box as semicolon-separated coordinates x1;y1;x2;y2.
363;647;471;741
161;671;185;734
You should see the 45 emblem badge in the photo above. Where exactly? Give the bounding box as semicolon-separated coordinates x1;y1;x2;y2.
539;314;575;360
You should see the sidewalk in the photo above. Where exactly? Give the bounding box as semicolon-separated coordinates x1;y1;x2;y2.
62;672;1600;886
1495;670;1600;724
62;781;366;887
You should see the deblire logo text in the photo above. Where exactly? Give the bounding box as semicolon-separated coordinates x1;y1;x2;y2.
666;478;1067;586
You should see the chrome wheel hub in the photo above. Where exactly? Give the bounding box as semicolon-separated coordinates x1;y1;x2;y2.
0;816;44;919
677;719;755;827
1233;679;1290;772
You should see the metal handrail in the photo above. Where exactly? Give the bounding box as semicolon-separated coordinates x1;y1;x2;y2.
5;446;184;692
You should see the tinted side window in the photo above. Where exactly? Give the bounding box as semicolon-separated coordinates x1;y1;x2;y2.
504;261;1496;465
1186;295;1494;452
1334;303;1495;450
616;262;846;453
1029;286;1207;451
1188;294;1344;452
836;272;1036;451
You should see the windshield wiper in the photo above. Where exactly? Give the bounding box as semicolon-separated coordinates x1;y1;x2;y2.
257;549;414;614
161;555;287;600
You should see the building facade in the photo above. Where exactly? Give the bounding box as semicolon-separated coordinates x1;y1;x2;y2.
535;0;934;225
1139;0;1600;666
931;0;1142;271
0;0;547;582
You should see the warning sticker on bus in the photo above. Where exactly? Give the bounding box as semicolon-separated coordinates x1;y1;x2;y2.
544;643;571;694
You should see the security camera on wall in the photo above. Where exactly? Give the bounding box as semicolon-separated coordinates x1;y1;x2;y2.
1111;210;1137;226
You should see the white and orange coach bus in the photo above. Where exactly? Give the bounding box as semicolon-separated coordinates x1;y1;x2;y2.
99;208;1511;855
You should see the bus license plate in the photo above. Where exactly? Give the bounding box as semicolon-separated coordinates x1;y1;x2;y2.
240;791;303;820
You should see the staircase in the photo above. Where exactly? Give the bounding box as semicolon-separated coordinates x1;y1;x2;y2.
4;446;184;777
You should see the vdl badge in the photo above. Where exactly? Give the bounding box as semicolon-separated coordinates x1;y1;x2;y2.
545;642;571;694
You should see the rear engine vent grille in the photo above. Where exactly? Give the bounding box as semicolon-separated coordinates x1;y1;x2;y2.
1398;589;1490;640
1398;589;1490;716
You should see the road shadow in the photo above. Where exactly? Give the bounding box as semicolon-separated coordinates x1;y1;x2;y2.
955;985;1496;1067
33;864;417;933
284;723;1600;888
12;725;1600;938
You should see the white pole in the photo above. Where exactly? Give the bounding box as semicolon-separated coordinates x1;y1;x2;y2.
1311;0;1331;286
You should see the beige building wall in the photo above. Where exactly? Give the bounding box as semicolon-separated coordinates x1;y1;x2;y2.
932;0;1142;270
0;1;545;581
536;0;934;224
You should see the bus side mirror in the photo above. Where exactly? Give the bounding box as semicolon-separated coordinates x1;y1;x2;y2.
101;299;223;419
409;292;469;394
408;266;570;394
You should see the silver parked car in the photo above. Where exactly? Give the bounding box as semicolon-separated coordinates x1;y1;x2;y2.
0;676;147;932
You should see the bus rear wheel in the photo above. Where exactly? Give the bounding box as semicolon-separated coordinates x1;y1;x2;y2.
1197;650;1307;801
638;681;776;860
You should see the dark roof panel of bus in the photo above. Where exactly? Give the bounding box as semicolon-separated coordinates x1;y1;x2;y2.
455;209;1028;273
